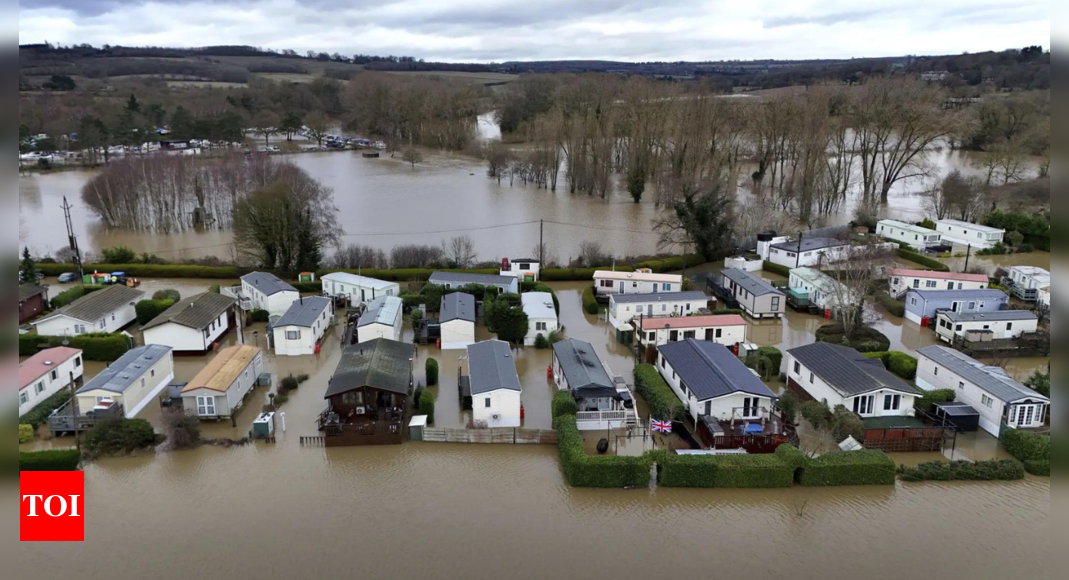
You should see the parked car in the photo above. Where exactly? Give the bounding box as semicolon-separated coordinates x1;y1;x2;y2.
58;272;79;284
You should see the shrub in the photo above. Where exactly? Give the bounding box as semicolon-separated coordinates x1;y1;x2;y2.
208;285;221;294
832;405;867;443
534;333;550;349
756;346;782;374
83;418;160;458
633;364;683;422
1000;428;1049;463
547;328;566;345
101;246;137;263
542;268;598;282
160;409;201;450
657;452;794;488
552;390;578;420
410;309;424;328
875;291;906;317
425;358;439;386
775;443;808;472
50;285;103;309
19;449;81;471
1024;370;1050;398
296;374;310;384
896;460;1024;482
800;451;896;486
555;416;652;488
19;424;34;443
920;218;937;230
776;391;801;424
815;323;891;353
280;376;300;392
762;261;791;277
1005;231;1025;247
419;389;435;424
800;400;832;431
250;309;270;323
915;388;956;413
136;299;175;325
864;351;917;380
152;289;181;302
20;333;131;361
712;308;745;316
20;389;72;430
1023;460;1050;477
581;286;599;315
898;249;950;272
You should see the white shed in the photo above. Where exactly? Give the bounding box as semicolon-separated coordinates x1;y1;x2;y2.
272;296;334;356
521;292;558;346
467;340;522;428
440;292;476;350
321;273;400;307
35;285;144;337
141;292;237;353
500;258;540;282
356;295;404;344
181;345;263;419
75;345;174;419
240;272;300;317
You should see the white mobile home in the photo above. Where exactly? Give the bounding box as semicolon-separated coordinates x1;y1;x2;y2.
593;270;683;296
356;295;403;344
1003;266;1051;302
18;347;83;418
785;343;919;419
607;291;709;327
916;346;1048;436
877;220;943;251
719;269;785;319
887;269;989;299
521;292;558;346
141;293;237;353
639;314;747;348
766;237;848;268
657;339;777;425
934;310;1038;343
466;340;522;428
75;345;174;419
552;339;634;430
935;219;1005;249
181;345;263;420
35;285;144;337
440;292;476;350
788;268;853;310
428;272;519;295
272;297;334;356
500;258;540;282
321;273;400;306
240;272;300;317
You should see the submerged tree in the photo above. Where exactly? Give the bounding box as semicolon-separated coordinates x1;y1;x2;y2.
654;182;735;260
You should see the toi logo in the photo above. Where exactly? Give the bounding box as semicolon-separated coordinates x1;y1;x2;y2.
20;471;85;542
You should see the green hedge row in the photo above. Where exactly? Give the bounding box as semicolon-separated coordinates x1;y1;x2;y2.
581;286;600;315
50;285;104;309
425;358;439;386
419;390;435;424
863;351;918;380
633;364;684;422
799;450;897;486
40;263;243;279
19;425;34;444
20;333;131;361
20;390;72;430
896;460;1024;482
1023;460;1050;477
20;449;81;471
554;416;653;488
1000;428;1049;478
135;299;175;325
762;261;791;277
656;451;794;488
552;390;578;420
897;249;950;272
915;389;956;413
875;291;906;317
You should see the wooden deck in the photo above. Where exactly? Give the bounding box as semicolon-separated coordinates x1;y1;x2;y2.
318;408;408;447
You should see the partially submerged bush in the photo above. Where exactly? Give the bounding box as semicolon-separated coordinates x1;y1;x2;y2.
19;424;34;444
83;418;160;458
425;358;439;386
897;460;1024;482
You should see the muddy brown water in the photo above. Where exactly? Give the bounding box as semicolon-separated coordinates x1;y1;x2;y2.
14;278;1050;580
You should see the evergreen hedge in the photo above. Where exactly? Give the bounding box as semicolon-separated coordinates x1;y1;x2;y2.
799;450;897;486
83;418;160;458
20;333;131;361
898;249;950;272
19;424;34;443
552;390;578;420
136;299;175;325
896;460;1024;482
50;285;104;309
19;449;81;471
875;291;906;317
554;416;652;488
656;452;794;488
1000;428;1049;478
250;309;270;323
914;389;956;413
863;351;918;380
20;390;72;430
425;358;439;386
419;390;435;424
633;364;684;422
762;261;791;277
1023;460;1050;477
581;286;600;315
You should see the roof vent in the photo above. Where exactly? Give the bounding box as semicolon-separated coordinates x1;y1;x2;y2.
44;361;54;366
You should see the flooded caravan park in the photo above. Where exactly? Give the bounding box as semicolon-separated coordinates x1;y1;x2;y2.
14;275;1050;580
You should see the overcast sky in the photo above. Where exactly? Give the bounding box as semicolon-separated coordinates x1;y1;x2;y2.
18;0;1049;62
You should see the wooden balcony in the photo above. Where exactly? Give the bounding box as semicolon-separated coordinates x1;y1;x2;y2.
49;399;124;434
317;407;406;447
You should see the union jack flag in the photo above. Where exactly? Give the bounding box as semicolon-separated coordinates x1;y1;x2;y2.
650;419;672;434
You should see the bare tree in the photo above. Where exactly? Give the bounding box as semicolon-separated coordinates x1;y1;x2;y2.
577;241;608;268
251;111;281;147
304;112;329;148
531;242;560;269
390;245;443;269
401;146;424;168
331;244;389;270
443;236;476;268
821;245;898;339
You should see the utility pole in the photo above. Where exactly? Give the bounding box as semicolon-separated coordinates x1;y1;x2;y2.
70;372;80;454
539;220;544;266
62;196;84;282
796;231;804;269
964;244;972;273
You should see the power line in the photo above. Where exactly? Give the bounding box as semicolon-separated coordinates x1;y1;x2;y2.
340;220;540;238
542;219;658;236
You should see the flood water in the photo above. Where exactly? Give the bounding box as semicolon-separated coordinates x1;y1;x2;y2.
14;275;1051;579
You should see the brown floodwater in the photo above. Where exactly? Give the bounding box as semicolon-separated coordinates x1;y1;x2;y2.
13;277;1051;579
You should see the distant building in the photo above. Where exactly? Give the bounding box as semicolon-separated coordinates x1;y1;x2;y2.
935;219;1005;249
766;237;848;268
876;220;943;251
1003;266;1050;302
356;295;403;344
35;285;144;337
428;272;518;295
240;272;299;317
887;269;989;299
18;284;49;325
934;310;1038;343
500;258;540;283
321;273;400;307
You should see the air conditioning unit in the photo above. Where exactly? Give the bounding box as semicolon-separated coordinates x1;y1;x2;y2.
492;414;501;421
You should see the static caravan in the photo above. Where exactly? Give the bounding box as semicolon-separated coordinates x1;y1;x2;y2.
787;268;852;311
273;297;334;356
1003;266;1051;302
887;269;989;299
240;272;300;317
785;343;919;419
718;269;785;319
440;292;476;350
428;272;519;295
521;292;558;346
141;292;237;353
903;288;1009;325
877;220;943;251
916;346;1048;436
593;270;683;296
766;237;848;268
638;314;747;349
934;310;1038;343
34;285;143;337
552;339;633;430
607;291;709;327
19;347;83;418
321;273;400;307
75;345;174;419
19;284;48;324
467;340;522;428
356;295;404;344
181;345;263;420
656;339;777;425
936;219;1005;249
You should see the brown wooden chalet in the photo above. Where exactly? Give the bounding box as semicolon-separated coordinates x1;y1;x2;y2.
318;339;415;446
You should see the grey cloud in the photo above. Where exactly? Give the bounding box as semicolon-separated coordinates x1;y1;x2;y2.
763;10;884;29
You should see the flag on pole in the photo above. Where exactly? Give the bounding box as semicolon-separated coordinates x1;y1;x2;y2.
650;419;672;434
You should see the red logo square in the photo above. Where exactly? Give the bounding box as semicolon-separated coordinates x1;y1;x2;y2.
20;471;85;542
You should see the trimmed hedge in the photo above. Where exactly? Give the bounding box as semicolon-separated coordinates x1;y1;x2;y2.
898;249;950;272
554;416;652;488
19;424;34;443
419;389;435;424
250;309;270;323
581;286;600;315
19;449;81;472
863;351;917;380
896;460;1024;482
136;299;175;325
633;364;684;422
552;390;579;420
20;390;72;430
83;418;160;457
50;285;104;309
425;358;439;386
1023;460;1050;477
762;261;791;277
656;451;794;488
1000;428;1049;473
875;291;906;317
915;389;956;413
815;324;891;353
20;333;131;362
40;262;243;279
799;451;897;486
